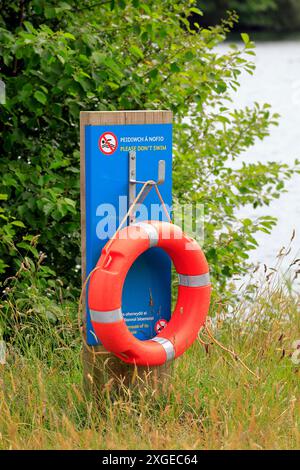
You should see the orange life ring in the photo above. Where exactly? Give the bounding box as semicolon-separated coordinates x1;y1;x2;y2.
88;221;211;366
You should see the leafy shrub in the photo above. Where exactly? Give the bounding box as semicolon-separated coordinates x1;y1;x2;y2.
0;1;298;292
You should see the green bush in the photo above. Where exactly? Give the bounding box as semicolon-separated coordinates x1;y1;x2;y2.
0;1;298;292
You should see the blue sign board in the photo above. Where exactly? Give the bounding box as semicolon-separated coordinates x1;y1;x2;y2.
83;120;172;345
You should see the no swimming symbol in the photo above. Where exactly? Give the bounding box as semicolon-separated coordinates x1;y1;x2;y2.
99;131;118;155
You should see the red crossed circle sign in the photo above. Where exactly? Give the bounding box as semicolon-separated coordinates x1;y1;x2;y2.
99;131;118;155
154;319;168;334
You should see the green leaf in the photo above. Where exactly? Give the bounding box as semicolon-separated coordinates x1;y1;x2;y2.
190;7;203;16
17;242;39;257
63;32;75;40
34;90;47;105
241;33;250;45
92;52;106;65
170;62;180;73
129;45;144;59
11;220;26;228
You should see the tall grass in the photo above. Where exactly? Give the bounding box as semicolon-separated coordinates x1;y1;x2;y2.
0;256;299;449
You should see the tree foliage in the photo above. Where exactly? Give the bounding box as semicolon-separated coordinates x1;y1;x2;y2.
0;0;298;292
198;0;300;32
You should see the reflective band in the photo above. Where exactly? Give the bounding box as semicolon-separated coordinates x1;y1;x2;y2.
152;337;175;361
178;273;210;287
133;222;159;248
90;308;123;324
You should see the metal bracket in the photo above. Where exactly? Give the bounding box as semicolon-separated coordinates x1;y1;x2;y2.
128;150;165;224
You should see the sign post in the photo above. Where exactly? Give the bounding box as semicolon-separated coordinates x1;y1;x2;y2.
80;111;173;394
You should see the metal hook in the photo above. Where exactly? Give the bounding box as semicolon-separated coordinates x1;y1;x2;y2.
128;150;166;224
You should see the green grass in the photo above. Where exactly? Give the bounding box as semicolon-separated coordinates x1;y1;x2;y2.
0;266;299;449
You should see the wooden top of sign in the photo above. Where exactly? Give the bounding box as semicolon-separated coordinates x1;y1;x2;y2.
80;110;172;126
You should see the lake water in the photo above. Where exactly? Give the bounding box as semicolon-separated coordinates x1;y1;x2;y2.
219;38;300;281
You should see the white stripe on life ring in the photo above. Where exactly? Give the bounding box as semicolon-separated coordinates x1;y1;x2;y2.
152;337;175;361
90;308;123;324
178;273;210;287
133;222;159;248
